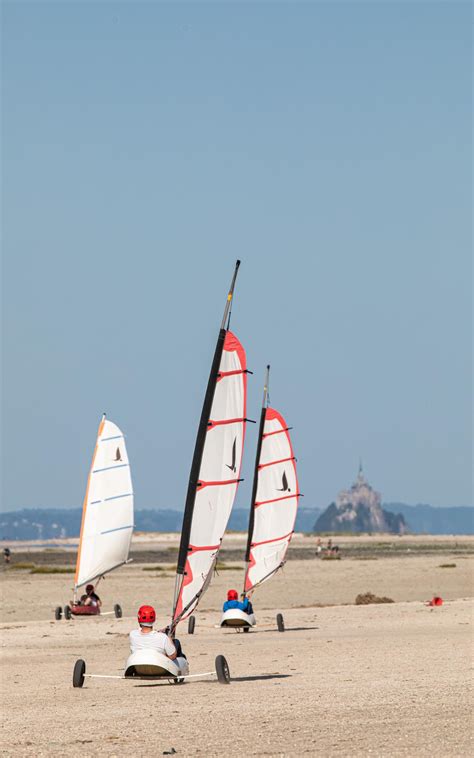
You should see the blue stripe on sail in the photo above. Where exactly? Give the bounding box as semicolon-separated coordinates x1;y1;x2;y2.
93;463;129;474
101;435;124;442
100;524;134;535
90;500;101;505
104;493;133;502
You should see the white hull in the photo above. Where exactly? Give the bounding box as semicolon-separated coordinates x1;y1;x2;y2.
124;649;189;679
220;609;256;628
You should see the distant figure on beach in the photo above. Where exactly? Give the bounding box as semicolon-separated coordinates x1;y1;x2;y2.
79;584;102;608
315;538;322;557
322;539;341;558
3;547;11;565
223;589;253;614
130;605;186;661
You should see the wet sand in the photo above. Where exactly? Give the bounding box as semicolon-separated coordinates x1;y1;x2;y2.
1;535;472;756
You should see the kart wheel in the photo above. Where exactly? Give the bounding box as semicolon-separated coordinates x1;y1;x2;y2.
276;613;285;632
73;659;86;688
55;606;62;621
64;605;72;620
114;604;122;619
188;615;196;635
173;677;185;685
243;626;249;633
215;654;230;684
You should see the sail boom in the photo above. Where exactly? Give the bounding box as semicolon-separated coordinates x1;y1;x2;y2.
74;559;129;592
245;562;284;594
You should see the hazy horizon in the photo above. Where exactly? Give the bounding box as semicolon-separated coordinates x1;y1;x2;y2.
1;502;473;515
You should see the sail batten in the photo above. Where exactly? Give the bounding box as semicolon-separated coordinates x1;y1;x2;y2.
172;262;247;625
244;373;301;595
74;418;134;590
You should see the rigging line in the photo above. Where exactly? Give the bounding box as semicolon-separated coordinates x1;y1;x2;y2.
171;555;218;630
226;295;233;330
246;562;284;594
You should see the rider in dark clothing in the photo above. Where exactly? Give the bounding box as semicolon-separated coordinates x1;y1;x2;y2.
79;584;102;607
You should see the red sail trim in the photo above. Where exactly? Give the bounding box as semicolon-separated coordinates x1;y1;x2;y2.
258;456;295;471
225;331;248;458
197;478;241;490
208;417;247;428
224;331;246;364
216;369;247;382
188;543;220;553
261;408;300;565
174;558;194;619
262;427;291;439
250;530;294;548
255;492;300;508
244;550;257;592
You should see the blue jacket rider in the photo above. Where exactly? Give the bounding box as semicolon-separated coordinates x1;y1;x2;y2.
223;589;253;614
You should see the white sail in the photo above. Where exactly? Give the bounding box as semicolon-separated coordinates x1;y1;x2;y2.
173;331;248;621
244;407;299;593
75;417;134;589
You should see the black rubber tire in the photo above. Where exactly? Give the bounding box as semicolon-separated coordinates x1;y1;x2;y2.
73;659;86;688
188;615;196;635
276;613;285;632
243;626;249;633
64;605;72;620
215;655;230;684
114;604;122;619
55;606;62;621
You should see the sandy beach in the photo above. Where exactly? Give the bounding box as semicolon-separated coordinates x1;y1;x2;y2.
1;535;472;756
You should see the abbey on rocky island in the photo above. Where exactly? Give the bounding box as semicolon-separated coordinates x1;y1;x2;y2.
314;464;406;534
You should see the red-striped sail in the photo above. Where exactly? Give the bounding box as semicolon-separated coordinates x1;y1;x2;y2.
244;367;301;593
172;262;249;625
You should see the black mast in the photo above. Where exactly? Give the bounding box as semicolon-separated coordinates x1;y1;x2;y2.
173;261;241;610
244;365;270;571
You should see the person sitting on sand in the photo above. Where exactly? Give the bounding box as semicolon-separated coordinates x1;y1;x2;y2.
130;605;186;662
79;584;102;608
223;589;253;615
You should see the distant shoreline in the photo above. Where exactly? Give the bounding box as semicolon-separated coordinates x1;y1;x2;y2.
2;533;473;567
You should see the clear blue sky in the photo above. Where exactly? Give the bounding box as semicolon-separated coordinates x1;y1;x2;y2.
2;1;472;513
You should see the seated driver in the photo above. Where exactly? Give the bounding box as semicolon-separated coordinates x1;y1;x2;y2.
223;589;253;614
79;584;102;607
130;605;187;668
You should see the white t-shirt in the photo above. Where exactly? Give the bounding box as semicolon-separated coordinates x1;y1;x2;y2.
129;629;176;657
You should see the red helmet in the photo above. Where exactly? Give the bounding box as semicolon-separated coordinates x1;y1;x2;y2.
138;605;156;626
227;589;238;601
86;584;94;593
